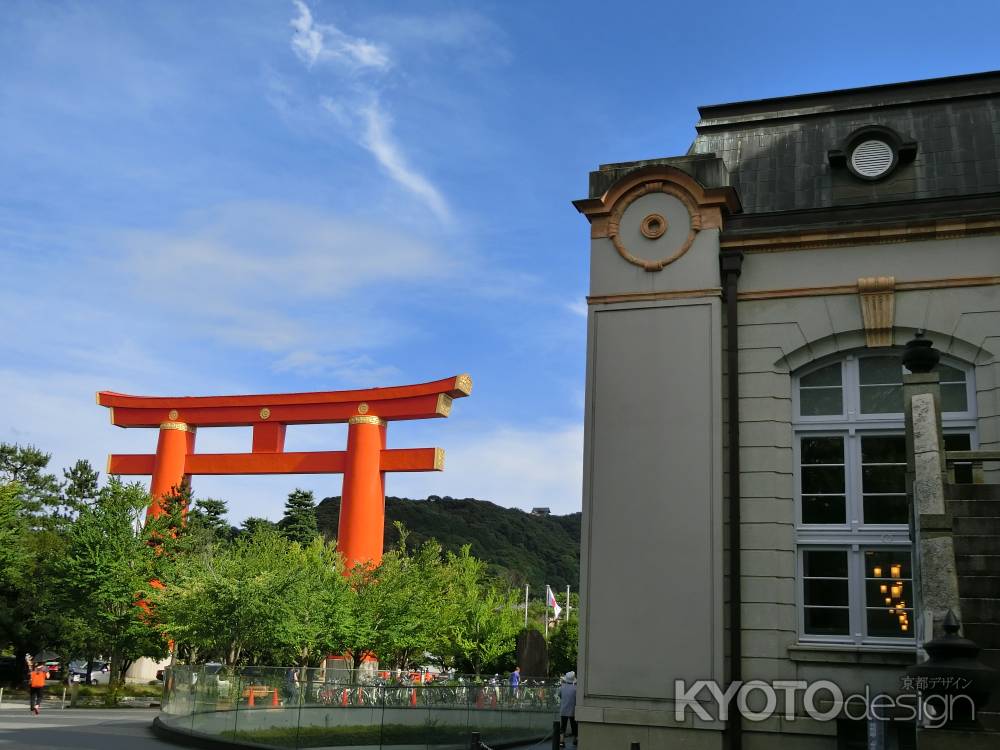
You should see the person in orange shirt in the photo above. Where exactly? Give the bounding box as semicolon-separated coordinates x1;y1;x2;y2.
29;663;47;715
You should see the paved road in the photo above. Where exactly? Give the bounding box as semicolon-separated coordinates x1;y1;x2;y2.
0;702;568;749
0;705;169;749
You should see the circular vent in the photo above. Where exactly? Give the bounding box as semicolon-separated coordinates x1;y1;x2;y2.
850;139;895;178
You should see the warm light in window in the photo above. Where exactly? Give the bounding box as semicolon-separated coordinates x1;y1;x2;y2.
891;585;902;598
884;597;892;604
890;565;901;578
873;567;883;577
901;624;908;632
880;584;888;594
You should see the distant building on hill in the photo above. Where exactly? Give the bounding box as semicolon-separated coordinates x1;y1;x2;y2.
530;507;551;516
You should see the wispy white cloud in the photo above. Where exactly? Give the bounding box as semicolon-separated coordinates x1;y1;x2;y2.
356;100;451;224
271;351;401;384
288;2;451;224
289;0;389;72
566;299;588;318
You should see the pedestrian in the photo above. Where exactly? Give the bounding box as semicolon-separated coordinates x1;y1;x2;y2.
29;663;47;715
509;665;521;700
284;667;300;705
558;671;577;747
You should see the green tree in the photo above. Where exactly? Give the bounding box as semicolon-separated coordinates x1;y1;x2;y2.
272;537;351;666
335;529;449;674
188;497;231;540
0;443;61;519
152;527;301;665
548;618;578;677
62;459;99;510
0;478;71;684
59;478;169;700
0;483;27;588
241;516;276;535
437;546;521;675
280;488;318;543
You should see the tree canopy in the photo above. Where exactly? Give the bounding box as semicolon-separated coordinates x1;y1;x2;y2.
0;440;576;694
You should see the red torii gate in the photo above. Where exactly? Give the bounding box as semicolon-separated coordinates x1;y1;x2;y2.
96;374;471;568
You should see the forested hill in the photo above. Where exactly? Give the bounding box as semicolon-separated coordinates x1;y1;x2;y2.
315;495;581;590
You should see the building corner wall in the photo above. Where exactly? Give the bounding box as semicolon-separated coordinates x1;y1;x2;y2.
575;165;728;748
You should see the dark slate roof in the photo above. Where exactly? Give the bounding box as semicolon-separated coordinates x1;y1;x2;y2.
687;71;1000;215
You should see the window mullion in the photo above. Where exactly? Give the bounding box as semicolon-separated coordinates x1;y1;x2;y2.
850;544;863;644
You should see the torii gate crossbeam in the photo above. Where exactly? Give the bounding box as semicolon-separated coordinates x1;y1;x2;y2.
96;374;471;569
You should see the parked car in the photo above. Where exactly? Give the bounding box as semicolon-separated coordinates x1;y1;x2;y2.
69;660;110;685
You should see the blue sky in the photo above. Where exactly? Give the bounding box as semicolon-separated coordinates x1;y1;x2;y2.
2;1;998;522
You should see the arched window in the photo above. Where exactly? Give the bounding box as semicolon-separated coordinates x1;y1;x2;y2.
793;351;976;645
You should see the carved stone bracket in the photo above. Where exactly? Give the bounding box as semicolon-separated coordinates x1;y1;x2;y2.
858;276;896;347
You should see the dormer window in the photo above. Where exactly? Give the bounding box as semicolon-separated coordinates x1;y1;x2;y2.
828;126;917;182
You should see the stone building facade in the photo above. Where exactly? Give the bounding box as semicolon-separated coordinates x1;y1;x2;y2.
573;72;1000;749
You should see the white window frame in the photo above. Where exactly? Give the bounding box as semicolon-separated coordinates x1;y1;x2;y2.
792;351;976;646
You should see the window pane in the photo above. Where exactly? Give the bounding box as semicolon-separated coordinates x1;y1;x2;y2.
862;465;906;494
800;388;843;416
866;607;913;638
804;607;850;636
864;550;912;580
864;550;913;638
865;579;912;608
802;495;846;524
804;550;848;578
805;578;849;606
861;435;907;524
860;384;903;413
801;363;842;388
802;436;844;464
859;357;902;385
941;383;968;413
861;436;905;464
802;466;845;494
863;495;908;525
938;363;965;383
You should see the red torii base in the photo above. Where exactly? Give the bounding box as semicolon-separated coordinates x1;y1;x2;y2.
96;374;471;569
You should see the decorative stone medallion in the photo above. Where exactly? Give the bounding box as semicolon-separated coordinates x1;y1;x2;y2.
607;181;702;272
640;213;668;239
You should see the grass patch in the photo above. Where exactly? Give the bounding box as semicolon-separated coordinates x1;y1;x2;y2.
230;723;538;748
73;684;163;698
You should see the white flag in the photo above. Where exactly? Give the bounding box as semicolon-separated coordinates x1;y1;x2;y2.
546;585;562;620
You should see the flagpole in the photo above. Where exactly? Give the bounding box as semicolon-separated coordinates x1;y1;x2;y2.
565;585;570;622
544;586;549;641
524;584;529;629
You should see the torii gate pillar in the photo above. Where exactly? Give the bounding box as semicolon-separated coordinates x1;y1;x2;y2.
339;416;387;567
97;374;471;569
148;422;196;518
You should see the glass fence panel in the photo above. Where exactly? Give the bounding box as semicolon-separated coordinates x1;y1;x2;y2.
158;665;559;749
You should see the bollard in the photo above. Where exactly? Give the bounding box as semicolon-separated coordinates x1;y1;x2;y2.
470;731;481;749
61;687;66;709
552;720;560;750
0;686;4;708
